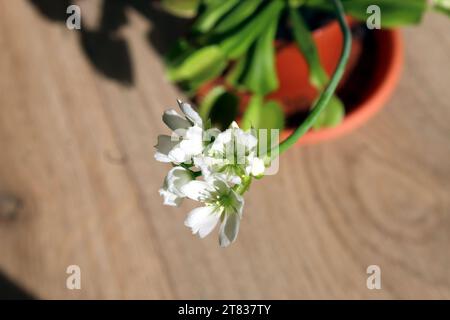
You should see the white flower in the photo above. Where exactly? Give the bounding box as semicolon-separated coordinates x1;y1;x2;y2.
155;100;205;164
155;100;272;247
167;99;203;129
194;122;265;184
159;166;194;206
181;175;244;247
210;122;258;154
245;152;266;177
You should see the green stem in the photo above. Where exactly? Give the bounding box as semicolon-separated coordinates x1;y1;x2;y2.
235;176;252;195
276;0;351;155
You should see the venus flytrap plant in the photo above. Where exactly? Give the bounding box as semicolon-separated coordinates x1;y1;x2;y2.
155;0;351;247
278;0;351;155
156;0;450;247
288;5;345;129
156;0;351;247
163;0;437;135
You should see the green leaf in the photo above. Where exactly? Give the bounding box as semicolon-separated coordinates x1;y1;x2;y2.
160;0;201;18
167;45;226;85
288;0;306;8
289;7;328;89
198;86;227;121
242;96;284;158
192;0;240;33
260;101;285;131
219;0;285;59
164;39;195;69
241;95;263;130
198;87;239;130
225;54;248;90
304;0;427;27
289;7;345;128
213;0;264;34
238;12;280;95
312;95;345;129
242;95;285;130
433;0;450;17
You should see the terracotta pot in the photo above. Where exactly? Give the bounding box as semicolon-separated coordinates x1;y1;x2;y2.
269;17;363;116
197;18;404;145
283;27;404;145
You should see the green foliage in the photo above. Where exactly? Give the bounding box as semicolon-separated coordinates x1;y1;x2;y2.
198;86;239;130
198;85;226;121
289;7;327;89
192;0;240;33
232;12;280;95
433;0;450;17
304;0;427;27
167;45;227;91
289;6;345;129
313;96;345;129
160;0;201;18
164;0;436;135
242;95;284;159
213;0;264;34
225;54;248;91
289;0;306;8
219;0;284;59
241;95;285;131
164;39;195;69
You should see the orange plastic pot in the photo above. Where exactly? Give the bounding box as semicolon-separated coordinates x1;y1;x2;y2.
268;17;363;116
282;27;404;145
197;18;404;145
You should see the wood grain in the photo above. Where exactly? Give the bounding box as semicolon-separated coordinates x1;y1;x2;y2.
0;0;449;299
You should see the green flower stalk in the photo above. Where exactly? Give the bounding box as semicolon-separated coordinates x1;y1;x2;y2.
156;0;352;247
277;0;352;155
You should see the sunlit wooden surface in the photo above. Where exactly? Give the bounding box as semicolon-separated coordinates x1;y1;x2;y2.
0;0;449;299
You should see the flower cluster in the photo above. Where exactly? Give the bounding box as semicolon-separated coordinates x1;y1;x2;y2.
155;100;266;247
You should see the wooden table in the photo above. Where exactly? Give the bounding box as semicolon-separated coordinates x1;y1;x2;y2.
0;0;449;299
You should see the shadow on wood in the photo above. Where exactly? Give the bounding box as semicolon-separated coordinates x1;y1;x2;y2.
27;0;191;86
0;272;34;300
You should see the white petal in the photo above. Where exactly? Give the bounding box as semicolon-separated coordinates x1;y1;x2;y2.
168;145;189;163
219;213;240;247
166;167;193;196
193;156;213;178
185;206;220;238
159;188;182;207
208;176;230;195
181;180;213;201
203;128;221;144
227;175;242;185
212;129;232;149
244;132;258;150
229;190;244;217
230;121;240;129
249;157;265;177
208;168;241;187
163;109;191;131
177;100;203;127
154;152;172;163
180;140;203;158
235;130;258;151
179;126;204;156
185;126;203;140
155;135;179;157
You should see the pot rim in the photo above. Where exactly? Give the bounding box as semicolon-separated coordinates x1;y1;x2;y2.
282;28;404;145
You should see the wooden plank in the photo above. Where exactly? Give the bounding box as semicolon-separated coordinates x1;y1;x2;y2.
0;0;449;299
